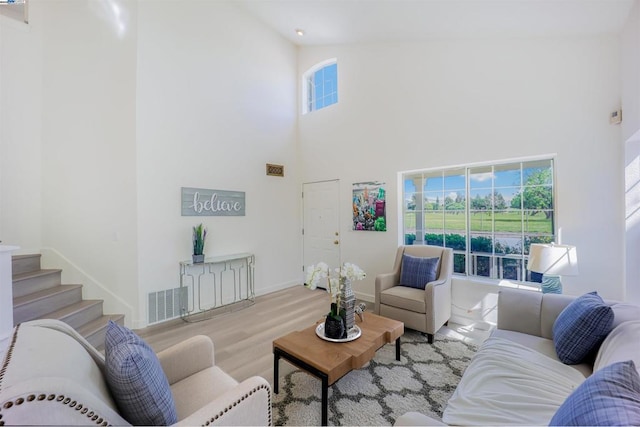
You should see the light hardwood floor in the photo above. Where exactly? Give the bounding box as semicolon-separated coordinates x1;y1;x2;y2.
137;285;330;385
136;286;491;386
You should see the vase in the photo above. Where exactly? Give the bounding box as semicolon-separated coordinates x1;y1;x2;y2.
339;278;356;332
192;254;205;264
324;313;345;339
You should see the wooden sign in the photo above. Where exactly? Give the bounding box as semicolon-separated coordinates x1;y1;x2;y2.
181;187;245;216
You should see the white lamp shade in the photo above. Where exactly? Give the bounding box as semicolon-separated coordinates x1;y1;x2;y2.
527;243;578;276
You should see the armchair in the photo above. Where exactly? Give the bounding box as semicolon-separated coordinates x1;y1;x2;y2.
375;245;453;343
0;319;271;426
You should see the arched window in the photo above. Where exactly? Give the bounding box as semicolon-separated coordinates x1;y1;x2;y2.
302;59;338;114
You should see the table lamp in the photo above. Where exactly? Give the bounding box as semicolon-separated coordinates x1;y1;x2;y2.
527;243;578;294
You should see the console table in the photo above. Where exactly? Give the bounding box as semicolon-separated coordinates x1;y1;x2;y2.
179;253;255;322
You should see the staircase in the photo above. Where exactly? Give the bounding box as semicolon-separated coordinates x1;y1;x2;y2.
12;254;124;349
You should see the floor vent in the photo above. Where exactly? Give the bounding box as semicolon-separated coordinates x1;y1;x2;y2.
148;287;187;324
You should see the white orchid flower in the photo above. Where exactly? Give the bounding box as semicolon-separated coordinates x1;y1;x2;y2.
305;262;330;290
304;262;366;314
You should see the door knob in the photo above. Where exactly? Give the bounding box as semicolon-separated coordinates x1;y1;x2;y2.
334;240;339;245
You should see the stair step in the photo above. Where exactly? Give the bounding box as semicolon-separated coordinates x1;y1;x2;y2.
11;254;42;276
11;255;126;348
43;299;104;330
78;314;125;350
13;284;83;325
12;269;62;298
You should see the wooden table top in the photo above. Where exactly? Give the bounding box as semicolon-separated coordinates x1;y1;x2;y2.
273;312;404;384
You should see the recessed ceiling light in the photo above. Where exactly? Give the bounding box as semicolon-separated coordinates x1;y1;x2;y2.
295;29;305;36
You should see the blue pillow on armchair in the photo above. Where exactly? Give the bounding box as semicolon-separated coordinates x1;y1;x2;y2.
399;254;440;290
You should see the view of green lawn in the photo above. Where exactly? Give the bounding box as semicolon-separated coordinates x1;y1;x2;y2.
401;163;554;280
404;210;552;234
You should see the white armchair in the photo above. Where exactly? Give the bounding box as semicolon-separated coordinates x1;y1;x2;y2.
375;245;453;343
0;319;271;426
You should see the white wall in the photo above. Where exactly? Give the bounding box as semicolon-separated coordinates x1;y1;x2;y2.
38;0;139;321
622;0;640;142
0;10;42;253
626;129;640;305
0;0;299;328
623;0;640;305
135;1;299;327
299;36;625;309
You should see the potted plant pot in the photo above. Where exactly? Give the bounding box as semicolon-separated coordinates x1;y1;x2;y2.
192;223;207;264
324;314;345;339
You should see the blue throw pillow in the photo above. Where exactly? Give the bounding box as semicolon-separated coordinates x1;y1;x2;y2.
550;360;640;426
399;254;440;290
105;321;178;426
553;292;614;365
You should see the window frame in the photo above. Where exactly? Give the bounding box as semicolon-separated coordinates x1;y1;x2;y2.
400;155;556;284
302;58;338;115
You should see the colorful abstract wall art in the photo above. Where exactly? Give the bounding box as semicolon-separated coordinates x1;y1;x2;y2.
352;181;386;231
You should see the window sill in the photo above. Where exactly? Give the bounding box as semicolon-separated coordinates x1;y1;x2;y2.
453;275;541;292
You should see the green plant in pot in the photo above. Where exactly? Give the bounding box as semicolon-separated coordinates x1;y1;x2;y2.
192;223;207;263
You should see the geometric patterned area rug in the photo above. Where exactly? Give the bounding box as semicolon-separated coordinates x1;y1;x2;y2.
272;330;478;426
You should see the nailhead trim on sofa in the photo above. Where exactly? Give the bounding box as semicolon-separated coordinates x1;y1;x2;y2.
0;323;20;393
0;392;112;426
0;324;113;427
202;383;272;426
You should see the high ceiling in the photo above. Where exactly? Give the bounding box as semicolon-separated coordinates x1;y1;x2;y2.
236;0;636;46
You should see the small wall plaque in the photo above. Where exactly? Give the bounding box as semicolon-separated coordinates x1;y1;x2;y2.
266;163;284;177
181;187;245;216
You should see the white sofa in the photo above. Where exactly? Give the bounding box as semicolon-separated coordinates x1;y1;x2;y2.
396;287;640;426
0;319;272;426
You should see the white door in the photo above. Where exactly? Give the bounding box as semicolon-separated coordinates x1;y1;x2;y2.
303;180;340;285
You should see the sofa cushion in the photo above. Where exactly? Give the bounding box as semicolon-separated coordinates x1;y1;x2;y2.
549;360;640;426
171;366;238;420
497;287;544;337
611;303;640;328
491;329;592;377
380;285;426;313
594;320;640;374
105;320;178;426
399;254;439;289
552;292;614;365
442;336;585;426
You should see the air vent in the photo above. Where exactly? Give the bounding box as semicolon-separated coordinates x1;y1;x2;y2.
266;163;284;177
148;287;188;324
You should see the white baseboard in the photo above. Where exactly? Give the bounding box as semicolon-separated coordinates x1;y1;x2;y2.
256;280;300;297
355;291;375;303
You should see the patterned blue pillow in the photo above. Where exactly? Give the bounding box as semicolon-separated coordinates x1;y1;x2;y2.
399;254;440;290
550;360;640;426
105;321;178;426
553;292;614;365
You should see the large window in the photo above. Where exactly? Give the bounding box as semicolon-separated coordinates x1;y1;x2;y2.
302;59;338;114
402;158;555;282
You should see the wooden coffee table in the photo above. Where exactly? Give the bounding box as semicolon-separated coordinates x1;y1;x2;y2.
273;313;404;426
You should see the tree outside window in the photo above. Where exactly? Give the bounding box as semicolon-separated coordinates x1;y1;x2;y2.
402;159;554;282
